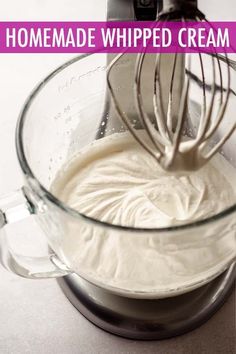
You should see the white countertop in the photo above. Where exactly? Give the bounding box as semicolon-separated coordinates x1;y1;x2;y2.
0;1;235;353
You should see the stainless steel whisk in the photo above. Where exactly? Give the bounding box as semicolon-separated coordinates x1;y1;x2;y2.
107;0;236;172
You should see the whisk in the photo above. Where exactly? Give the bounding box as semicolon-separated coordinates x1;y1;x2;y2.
107;0;236;172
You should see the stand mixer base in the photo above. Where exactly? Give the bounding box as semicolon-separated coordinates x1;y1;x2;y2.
57;263;235;340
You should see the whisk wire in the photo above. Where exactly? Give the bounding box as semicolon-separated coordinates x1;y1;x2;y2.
153;55;173;142
193;54;216;147
135;52;166;152
203;56;231;143
166;52;178;136
171;57;191;157
205;123;236;161
107;53;162;161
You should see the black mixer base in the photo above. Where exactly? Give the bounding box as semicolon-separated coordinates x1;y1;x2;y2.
57;263;235;340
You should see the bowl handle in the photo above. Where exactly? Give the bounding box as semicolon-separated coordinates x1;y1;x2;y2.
0;188;71;278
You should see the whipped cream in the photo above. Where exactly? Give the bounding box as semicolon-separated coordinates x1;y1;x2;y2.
51;132;236;298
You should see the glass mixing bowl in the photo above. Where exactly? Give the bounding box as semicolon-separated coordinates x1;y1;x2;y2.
0;52;235;299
